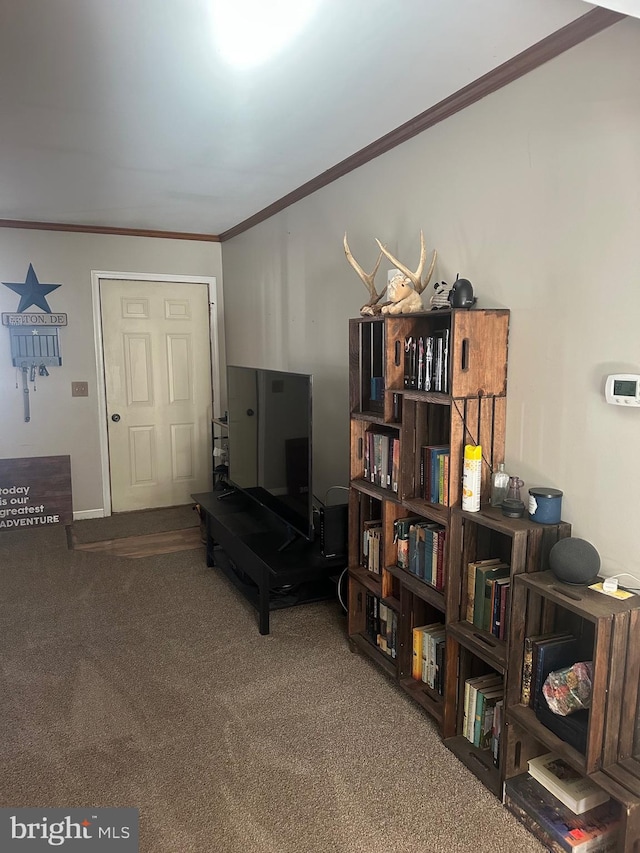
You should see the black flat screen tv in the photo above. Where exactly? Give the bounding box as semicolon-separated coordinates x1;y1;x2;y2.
226;365;314;543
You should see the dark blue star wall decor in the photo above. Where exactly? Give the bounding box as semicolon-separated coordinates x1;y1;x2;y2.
2;263;61;313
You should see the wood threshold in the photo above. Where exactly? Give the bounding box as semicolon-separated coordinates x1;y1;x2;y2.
219;7;625;241
71;526;203;558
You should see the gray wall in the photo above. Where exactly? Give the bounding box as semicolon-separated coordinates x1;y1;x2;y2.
0;229;223;513
221;19;640;579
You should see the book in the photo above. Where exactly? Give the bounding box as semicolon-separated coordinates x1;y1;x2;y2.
532;635;590;754
412;622;442;681
532;635;581;711
482;567;510;631
491;576;510;638
412;625;425;680
433;329;445;391
423;335;434;391
505;794;566;853
473;562;509;628
420;445;448;501
394;516;423;569
362;519;382;572
491;699;503;767
505;773;619;852
474;683;503;748
497;580;510;640
479;688;503;750
377;605;398;658
528;753;610;815
408;520;438;579
431;446;449;503
404;336;417;389
391;437;400;492
416;336;425;390
421;624;445;687
436;450;446;504
463;674;501;742
465;557;501;622
442;452;450;505
521;631;570;706
435;527;446;590
434;634;446;695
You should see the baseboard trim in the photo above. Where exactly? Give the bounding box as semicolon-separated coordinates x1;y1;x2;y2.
73;509;105;521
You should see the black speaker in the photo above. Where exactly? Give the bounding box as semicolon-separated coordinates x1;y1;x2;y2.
549;538;601;586
320;503;348;559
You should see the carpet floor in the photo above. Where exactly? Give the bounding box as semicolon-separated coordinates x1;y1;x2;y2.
0;518;545;853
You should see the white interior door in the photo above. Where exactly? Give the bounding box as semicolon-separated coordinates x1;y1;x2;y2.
101;279;212;512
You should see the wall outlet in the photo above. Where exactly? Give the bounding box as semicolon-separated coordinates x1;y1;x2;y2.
71;381;88;397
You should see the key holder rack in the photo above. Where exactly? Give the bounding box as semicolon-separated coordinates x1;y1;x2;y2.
2;263;66;422
9;324;63;422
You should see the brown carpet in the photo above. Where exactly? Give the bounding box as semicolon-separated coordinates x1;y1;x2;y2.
0;519;545;853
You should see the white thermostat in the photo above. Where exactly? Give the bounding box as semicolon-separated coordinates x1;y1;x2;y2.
605;374;640;406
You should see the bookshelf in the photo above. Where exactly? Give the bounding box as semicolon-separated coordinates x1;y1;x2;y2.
502;572;640;851
443;507;571;796
347;307;509;729
600;607;640;851
346;308;640;850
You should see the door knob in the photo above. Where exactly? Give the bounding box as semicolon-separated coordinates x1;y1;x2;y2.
111;413;121;422
246;408;255;416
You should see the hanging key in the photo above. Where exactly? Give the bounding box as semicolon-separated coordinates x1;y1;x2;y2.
21;366;30;422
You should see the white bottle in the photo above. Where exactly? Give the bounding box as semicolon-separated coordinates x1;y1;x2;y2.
491;462;509;508
462;444;482;512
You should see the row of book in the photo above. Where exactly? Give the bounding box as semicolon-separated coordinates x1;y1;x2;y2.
364;593;398;659
411;622;445;695
462;673;504;762
362;520;382;573
505;766;618;852
396;517;446;591
465;557;511;639
404;330;450;393
363;429;399;493
418;444;450;504
521;630;592;755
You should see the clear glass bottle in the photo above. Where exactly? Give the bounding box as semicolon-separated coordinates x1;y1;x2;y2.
491;462;509;507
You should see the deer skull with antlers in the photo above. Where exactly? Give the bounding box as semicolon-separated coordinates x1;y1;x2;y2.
343;234;386;316
344;231;437;316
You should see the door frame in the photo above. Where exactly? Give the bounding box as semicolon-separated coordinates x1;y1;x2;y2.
91;270;224;517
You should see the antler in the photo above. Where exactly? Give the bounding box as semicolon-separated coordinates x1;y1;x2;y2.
344;233;385;314
374;230;437;295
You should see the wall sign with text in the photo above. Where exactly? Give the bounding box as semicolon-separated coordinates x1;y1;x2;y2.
0;456;72;530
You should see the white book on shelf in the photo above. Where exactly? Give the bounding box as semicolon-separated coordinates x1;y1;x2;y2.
527;752;610;815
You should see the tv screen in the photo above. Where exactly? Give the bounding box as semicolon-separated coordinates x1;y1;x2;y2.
226;365;313;542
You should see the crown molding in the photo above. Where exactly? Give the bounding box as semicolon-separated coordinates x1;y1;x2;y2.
0;219;220;242
0;8;625;245
219;7;624;242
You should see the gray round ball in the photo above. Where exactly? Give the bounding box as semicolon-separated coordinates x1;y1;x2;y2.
549;538;601;585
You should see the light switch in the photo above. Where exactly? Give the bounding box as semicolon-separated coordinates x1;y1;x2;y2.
72;381;89;397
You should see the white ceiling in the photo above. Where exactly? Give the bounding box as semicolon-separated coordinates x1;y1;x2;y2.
0;0;602;236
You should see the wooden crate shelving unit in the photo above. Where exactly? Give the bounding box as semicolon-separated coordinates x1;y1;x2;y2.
347;308;509;727
346;308;640;851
